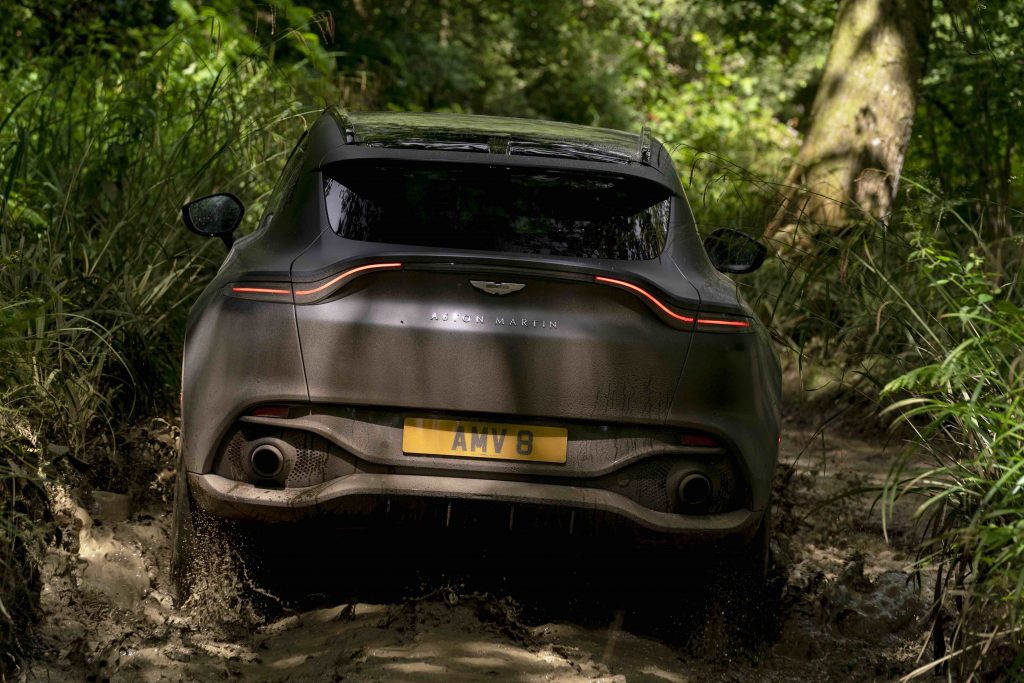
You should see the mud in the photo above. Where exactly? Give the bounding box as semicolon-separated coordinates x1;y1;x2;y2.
22;418;930;682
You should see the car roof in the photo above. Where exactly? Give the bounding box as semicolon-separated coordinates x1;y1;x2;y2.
337;111;656;168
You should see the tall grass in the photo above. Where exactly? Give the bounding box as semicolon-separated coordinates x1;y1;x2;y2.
0;407;46;670
877;199;1024;679
0;8;332;669
681;159;1024;677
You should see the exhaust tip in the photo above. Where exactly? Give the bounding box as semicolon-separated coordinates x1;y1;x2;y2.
677;472;712;507
250;444;284;478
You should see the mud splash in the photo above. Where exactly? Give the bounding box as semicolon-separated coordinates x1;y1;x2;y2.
23;420;929;682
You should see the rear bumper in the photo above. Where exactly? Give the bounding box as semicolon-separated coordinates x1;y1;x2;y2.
189;471;761;539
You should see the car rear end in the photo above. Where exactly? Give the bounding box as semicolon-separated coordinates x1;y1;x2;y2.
181;112;780;547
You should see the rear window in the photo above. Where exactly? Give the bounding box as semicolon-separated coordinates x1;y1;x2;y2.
323;163;671;260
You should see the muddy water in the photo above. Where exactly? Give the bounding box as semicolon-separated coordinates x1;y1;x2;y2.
27;423;928;682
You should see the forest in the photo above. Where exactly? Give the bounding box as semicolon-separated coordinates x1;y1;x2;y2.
1;0;1022;680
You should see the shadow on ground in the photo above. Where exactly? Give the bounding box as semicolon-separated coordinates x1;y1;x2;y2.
243;521;782;640
27;422;927;682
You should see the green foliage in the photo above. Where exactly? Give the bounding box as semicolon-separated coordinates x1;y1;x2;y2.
317;0;642;126
880;219;1024;677
627;0;833;232
0;407;47;670
907;0;1024;243
738;175;1024;675
0;1;176;64
0;1;333;668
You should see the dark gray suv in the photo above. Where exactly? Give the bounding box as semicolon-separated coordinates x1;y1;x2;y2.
172;110;780;593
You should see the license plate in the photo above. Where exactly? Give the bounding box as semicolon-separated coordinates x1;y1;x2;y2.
402;418;567;463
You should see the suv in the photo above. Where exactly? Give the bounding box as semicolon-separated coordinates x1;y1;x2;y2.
172;110;780;594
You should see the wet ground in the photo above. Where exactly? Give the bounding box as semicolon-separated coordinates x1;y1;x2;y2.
24;418;930;682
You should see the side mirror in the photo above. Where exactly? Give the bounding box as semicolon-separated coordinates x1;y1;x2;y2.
703;228;767;274
182;193;245;248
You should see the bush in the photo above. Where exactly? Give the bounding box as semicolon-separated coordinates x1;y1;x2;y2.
0;3;331;669
881;213;1024;678
682;167;1024;676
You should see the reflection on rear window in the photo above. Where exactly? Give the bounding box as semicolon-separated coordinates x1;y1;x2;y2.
323;163;670;261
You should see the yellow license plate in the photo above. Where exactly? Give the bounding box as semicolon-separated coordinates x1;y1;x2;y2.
402;418;567;463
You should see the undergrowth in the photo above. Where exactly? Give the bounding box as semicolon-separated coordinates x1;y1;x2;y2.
0;5;331;671
682;158;1024;678
879;206;1024;680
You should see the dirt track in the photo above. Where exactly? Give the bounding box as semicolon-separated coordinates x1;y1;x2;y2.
25;418;929;682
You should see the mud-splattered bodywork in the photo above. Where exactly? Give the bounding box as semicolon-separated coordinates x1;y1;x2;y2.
181;111;780;541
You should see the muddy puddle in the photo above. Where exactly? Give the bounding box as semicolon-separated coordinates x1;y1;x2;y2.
22;419;929;682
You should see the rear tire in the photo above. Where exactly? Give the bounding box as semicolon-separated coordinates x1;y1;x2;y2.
703;506;776;640
170;458;245;605
736;506;772;589
171;459;282;620
726;506;772;592
170;458;199;603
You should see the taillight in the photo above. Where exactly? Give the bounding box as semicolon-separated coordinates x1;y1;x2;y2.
231;285;291;295
594;275;750;331
227;284;292;303
594;276;695;323
695;315;750;329
681;432;720;448
293;262;402;300
250;405;290;418
227;262;403;302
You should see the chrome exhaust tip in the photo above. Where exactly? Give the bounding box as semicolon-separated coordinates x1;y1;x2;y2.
250;444;285;479
677;472;713;507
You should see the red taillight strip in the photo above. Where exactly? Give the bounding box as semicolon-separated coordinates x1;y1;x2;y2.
594;275;750;328
696;317;750;327
293;262;402;297
229;262;403;299
595;276;695;323
231;286;292;295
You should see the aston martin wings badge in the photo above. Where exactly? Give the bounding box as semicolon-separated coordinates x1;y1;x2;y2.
470;280;526;296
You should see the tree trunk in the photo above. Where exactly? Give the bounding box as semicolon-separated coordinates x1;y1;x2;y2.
765;0;931;254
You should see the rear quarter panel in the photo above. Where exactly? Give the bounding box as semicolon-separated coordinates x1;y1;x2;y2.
182;294;307;473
